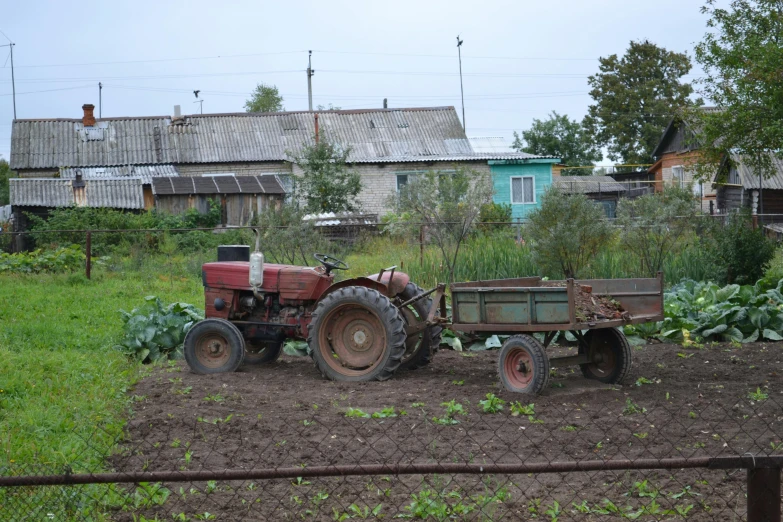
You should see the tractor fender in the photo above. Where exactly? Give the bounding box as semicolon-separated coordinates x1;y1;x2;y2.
320;272;411;301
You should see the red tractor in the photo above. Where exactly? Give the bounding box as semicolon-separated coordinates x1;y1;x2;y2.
183;238;441;382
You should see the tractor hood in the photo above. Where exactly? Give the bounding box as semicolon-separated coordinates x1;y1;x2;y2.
202;262;333;302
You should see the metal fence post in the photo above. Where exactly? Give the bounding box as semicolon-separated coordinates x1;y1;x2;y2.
747;466;781;522
85;231;92;280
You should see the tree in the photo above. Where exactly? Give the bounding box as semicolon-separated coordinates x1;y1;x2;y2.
616;187;698;278
244;83;284;113
584;40;697;165
394;168;494;282
693;0;783;177
0;159;12;206
290;136;362;214
512;111;602;175
255;203;334;266
526;187;613;279
704;210;775;285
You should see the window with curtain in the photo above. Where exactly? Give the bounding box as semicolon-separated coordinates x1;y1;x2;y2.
511;176;535;203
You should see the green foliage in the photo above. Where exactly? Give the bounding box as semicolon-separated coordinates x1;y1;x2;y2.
585;40;697;164
114;296;203;364
26;201;223;254
762;247;783;288
704;211;775;285
655;278;783;343
479;202;512;225
402;482;510;521
526;187;613;278
394;167;494;282
244;82;284;113
693;0;783;177
616;187;698;277
432;400;467;425
345;407;370;419
479;393;506;414
748;387;769;402
512;111;601;173
255;203;335;266
290;136;362;214
0;245;87;273
0;158;13;205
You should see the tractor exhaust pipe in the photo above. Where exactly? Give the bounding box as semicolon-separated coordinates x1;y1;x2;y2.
250;229;264;299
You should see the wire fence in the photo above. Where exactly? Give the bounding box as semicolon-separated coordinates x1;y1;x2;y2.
1;344;781;520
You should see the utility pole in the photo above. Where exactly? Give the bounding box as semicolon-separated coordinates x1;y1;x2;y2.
307;50;315;111
98;82;102;118
1;41;16;119
456;35;465;131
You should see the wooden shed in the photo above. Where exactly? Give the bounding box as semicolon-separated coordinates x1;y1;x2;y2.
714;154;783;222
151;175;286;226
553;175;627;218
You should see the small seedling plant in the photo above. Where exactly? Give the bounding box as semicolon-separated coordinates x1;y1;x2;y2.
433;400;466;425
479;393;505;414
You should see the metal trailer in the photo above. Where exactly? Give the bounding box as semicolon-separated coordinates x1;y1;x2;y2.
416;274;664;394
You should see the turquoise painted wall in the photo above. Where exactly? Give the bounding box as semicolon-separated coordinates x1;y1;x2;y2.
490;161;555;220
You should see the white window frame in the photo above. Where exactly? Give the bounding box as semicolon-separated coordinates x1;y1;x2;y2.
510;176;536;204
671;165;685;187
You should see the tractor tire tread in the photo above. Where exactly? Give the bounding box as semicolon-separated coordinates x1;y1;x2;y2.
399;282;443;371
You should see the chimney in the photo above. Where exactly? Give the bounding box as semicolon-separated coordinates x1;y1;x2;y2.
82;104;96;127
383;98;388;109
174;105;182;118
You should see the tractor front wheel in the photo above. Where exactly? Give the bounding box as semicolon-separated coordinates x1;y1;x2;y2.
184;318;245;374
308;286;406;382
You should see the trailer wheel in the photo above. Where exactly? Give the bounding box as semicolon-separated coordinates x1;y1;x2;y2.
498;335;550;394
398;283;443;370
308;286;406;382
244;340;283;365
578;328;632;384
184;318;245;374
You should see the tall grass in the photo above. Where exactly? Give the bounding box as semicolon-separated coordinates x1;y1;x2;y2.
345;231;714;289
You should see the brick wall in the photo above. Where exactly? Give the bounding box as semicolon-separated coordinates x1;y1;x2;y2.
291;161;492;216
178;162;292;177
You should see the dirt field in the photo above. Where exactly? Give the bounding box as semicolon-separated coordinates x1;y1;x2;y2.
116;341;783;520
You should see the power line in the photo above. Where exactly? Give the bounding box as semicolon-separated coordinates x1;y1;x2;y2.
0;84;93;97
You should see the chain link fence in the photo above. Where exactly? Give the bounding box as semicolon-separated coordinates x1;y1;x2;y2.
2;343;781;520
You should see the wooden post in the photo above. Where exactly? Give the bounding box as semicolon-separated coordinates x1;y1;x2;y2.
747;466;781;522
85;231;92;280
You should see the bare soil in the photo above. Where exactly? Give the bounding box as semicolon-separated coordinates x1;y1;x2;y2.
115;341;783;521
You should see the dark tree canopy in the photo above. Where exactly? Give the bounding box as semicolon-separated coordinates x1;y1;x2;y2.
584;40;697;165
244;83;284;113
0;159;12;206
693;0;783;177
512;111;602;173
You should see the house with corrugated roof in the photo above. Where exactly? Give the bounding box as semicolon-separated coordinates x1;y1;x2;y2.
9;103;558;225
553;175;627;218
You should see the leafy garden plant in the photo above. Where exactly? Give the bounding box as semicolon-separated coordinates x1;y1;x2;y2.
114;296;203;364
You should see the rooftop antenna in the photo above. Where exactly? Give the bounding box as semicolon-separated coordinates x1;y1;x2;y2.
0;32;16;119
98;82;102;118
456;35;465;131
193;90;203;114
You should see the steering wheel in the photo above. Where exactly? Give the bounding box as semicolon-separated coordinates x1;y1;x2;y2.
314;253;349;275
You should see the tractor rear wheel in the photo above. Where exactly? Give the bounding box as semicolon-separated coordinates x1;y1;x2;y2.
397;283;443;370
244;340;283;365
184;318;245;374
308;286;406;382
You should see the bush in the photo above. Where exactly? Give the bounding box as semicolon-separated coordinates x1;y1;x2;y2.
706;211;775;285
0;245;86;273
26;200;223;255
616;187;697;278
526;186;613;278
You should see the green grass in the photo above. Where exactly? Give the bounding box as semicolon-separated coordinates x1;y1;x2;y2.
0;267;202;520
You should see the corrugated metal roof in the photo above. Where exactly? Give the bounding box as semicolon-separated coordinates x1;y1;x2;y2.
81;178;145;209
10;179;74;207
151;175;286;196
468;137;512;153
10;107;554;169
59;165;179;184
10;178;144;208
554;175;627;194
734;154;783;190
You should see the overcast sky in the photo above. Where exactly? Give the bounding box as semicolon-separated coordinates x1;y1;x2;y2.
0;0;720;163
